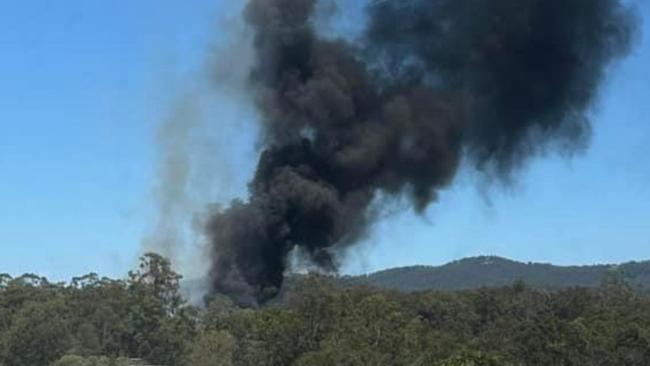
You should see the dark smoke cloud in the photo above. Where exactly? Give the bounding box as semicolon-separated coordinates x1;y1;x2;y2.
207;0;637;304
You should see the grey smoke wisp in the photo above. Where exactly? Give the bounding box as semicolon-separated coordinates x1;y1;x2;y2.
206;0;637;305
143;98;197;261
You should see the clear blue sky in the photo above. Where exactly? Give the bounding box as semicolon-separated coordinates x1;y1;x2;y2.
0;1;648;281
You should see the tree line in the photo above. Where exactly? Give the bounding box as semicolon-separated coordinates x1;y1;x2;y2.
1;253;649;365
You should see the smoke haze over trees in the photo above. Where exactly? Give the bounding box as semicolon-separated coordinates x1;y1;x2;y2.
205;0;638;304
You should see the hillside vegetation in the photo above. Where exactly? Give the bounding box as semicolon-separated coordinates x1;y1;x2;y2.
349;256;650;292
2;254;650;365
184;256;650;302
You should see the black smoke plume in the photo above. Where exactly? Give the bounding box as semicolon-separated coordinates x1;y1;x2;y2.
207;0;636;304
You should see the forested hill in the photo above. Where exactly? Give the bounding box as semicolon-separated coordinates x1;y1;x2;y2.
342;256;650;292
185;256;650;301
4;253;650;365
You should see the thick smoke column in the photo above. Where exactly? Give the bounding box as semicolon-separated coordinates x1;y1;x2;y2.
207;0;636;304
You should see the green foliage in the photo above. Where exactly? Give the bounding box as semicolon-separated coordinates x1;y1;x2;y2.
436;351;509;366
348;256;650;292
189;330;236;366
50;355;130;366
123;253;195;365
50;355;88;366
2;298;71;366
3;255;650;366
0;253;195;366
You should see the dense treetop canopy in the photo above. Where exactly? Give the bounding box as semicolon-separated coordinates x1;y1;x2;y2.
1;253;650;365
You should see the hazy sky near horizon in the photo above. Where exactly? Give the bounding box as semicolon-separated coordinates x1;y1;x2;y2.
0;0;648;281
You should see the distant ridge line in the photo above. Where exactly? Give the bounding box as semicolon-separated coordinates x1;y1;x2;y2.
342;255;650;292
363;255;641;276
182;256;650;302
